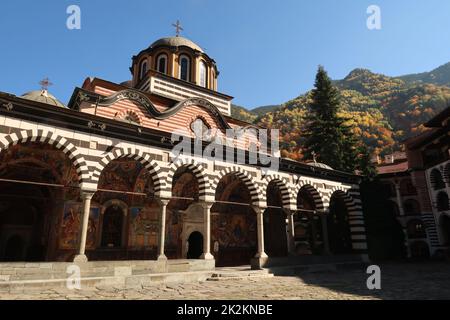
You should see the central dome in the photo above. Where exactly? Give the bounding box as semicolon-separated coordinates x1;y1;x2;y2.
150;36;204;53
21;90;66;108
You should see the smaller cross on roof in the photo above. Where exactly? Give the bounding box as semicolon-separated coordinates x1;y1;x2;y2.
172;20;184;37
39;77;53;91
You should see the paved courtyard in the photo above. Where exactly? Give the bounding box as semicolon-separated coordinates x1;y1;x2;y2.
1;262;450;300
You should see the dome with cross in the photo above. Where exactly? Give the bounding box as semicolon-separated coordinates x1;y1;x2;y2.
150;36;204;53
21;90;66;108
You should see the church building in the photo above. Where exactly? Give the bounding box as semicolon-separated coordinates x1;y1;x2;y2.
0;33;368;270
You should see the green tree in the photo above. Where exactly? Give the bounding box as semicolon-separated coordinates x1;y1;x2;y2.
304;66;374;176
304;66;349;171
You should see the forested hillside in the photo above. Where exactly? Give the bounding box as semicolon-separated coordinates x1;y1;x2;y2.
232;64;450;161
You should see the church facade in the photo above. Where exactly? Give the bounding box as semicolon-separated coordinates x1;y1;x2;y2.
0;35;368;269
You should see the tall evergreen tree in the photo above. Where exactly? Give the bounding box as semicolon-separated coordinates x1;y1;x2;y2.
303;66;349;171
303;65;375;177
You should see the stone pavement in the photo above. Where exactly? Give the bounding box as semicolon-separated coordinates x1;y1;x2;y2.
1;262;449;300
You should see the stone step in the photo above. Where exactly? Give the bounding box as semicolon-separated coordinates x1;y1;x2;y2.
207;269;273;281
0;270;216;294
206;274;274;281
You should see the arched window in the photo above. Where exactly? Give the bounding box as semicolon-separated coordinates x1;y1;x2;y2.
199;60;207;88
121;111;140;125
403;199;420;215
437;192;449;211
211;70;216;90
431;169;445;190
139;60;148;81
157;54;167;74
179;55;190;81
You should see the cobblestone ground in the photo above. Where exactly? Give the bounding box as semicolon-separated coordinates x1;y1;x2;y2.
2;262;450;300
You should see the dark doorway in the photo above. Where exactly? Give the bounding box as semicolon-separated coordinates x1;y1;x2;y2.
441;215;450;245
101;206;124;248
4;235;24;262
187;231;203;259
328;194;352;254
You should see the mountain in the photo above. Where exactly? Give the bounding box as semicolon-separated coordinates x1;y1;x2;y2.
398;62;450;87
230;104;257;123
251;105;280;116
231;63;450;161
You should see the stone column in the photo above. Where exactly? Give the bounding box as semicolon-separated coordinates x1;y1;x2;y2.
251;207;268;269
157;199;169;261
284;209;296;255
394;182;405;216
73;192;94;263
320;212;331;255
201;202;214;260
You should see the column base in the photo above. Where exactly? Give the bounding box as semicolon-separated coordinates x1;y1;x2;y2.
201;253;215;260
73;254;88;263
157;254;168;261
251;254;269;270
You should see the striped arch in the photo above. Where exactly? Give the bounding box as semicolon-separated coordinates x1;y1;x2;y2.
212;166;264;207
165;158;212;201
328;187;367;254
293;182;325;212
0;128;89;187
323;185;352;210
92;147;165;197
263;174;295;210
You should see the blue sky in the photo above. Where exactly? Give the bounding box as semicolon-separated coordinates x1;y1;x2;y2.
1;0;449;109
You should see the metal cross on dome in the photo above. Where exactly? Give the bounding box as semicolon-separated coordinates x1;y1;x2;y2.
39;77;53;90
172;20;183;37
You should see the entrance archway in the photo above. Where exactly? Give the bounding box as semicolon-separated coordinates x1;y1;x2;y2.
264;181;288;257
101;205;125;248
0;142;80;262
295;186;324;255
187;231;203;259
212;173;257;267
327;192;352;254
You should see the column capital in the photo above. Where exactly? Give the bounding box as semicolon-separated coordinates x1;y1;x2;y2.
156;198;170;206
81;191;95;200
252;206;266;214
200;201;214;209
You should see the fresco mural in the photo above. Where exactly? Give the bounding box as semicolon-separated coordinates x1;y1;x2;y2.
94;159;144;204
212;213;256;248
0;143;71;183
60;202;100;249
165;208;182;249
129;205;159;248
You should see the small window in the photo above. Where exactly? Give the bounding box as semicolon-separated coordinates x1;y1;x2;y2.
199;60;207;88
157;54;167;74
179;55;190;81
122;111;140;125
139;60;148;80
